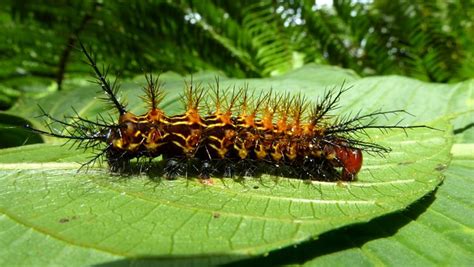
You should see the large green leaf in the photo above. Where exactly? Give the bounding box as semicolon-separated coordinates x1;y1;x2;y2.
1;65;470;265
229;145;474;266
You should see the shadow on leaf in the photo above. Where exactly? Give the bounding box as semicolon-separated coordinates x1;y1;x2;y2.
93;186;439;267
226;186;439;266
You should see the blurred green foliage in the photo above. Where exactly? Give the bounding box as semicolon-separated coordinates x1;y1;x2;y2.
0;0;473;109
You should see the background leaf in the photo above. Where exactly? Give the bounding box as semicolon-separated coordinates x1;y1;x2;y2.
1;0;472;101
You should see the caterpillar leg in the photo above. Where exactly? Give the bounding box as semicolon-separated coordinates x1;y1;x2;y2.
106;150;132;173
198;160;214;179
164;158;187;179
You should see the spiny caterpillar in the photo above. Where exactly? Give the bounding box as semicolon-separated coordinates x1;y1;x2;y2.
27;42;430;182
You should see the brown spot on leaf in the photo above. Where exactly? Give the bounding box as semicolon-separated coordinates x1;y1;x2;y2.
398;161;415;165
59;216;79;224
59;218;70;224
213;213;221;219
435;164;448;171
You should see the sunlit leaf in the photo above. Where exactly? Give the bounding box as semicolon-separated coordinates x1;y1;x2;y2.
0;65;460;265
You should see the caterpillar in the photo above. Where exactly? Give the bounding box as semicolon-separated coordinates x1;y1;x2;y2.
26;42;430;182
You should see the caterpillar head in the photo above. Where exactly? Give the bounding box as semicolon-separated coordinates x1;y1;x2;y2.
333;145;363;181
318;141;363;181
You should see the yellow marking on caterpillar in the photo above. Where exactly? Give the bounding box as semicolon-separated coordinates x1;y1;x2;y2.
271;143;283;161
113;139;123;149
134;130;142;137
206;122;226;129
172;133;187;141
285;143;298;161
237;147;248;159
326;152;336;160
255;144;267;159
208;143;227;158
172;140;188;151
128;142;141;151
207;135;223;143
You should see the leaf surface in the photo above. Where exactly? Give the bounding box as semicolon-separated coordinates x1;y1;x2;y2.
0;65;464;265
